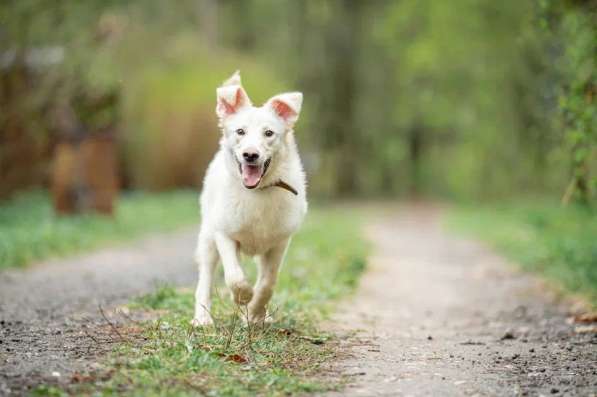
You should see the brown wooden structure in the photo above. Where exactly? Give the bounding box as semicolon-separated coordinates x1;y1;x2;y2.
51;133;119;215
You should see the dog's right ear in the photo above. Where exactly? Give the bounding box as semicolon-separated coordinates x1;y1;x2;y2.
216;71;252;120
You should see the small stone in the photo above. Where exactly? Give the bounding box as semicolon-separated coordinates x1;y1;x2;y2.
501;331;516;340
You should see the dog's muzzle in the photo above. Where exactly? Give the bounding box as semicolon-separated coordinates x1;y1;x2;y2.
238;157;271;189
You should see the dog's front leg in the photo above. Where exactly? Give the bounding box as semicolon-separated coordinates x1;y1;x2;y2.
214;232;253;305
192;233;218;327
249;238;290;324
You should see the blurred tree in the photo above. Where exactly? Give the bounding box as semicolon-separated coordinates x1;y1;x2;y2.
539;0;596;205
321;0;362;195
0;0;121;199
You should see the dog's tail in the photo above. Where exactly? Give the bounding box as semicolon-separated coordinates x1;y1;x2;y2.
222;70;241;87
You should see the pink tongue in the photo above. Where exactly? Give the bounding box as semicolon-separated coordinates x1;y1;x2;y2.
241;164;262;187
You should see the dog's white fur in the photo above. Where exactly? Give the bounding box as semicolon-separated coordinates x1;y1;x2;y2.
192;71;307;326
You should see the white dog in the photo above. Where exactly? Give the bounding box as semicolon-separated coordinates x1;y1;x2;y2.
192;71;307;326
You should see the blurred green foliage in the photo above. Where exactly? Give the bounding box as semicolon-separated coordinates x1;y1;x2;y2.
0;190;198;268
233;0;593;201
0;0;595;202
539;0;596;205
448;203;597;305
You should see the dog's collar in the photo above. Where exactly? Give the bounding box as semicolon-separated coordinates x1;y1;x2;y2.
262;180;298;196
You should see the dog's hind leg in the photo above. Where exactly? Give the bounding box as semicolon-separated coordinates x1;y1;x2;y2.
192;232;219;327
214;232;254;306
248;238;290;324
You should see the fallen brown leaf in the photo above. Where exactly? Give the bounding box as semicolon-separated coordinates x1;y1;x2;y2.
276;328;294;336
71;372;95;383
226;354;248;364
573;312;597;324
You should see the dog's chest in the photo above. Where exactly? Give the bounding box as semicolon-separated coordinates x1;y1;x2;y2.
224;191;305;255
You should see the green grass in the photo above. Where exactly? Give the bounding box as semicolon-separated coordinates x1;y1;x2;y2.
54;207;367;397
0;190;198;268
447;202;597;305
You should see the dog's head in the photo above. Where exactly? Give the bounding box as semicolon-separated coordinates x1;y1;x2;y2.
216;71;303;189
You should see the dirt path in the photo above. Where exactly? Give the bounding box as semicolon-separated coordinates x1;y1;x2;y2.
1;207;595;396
327;206;596;396
0;228;198;395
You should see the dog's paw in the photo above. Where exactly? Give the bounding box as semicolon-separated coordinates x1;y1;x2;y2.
246;306;274;325
229;280;253;305
190;314;214;327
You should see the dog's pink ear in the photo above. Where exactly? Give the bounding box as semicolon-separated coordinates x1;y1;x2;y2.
266;92;303;126
216;84;252;119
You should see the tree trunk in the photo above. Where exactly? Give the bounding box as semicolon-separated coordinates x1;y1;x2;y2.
330;0;361;196
408;123;424;198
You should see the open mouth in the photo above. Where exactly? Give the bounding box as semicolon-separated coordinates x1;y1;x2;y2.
238;158;271;189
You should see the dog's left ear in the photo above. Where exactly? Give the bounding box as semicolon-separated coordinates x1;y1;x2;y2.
266;92;303;127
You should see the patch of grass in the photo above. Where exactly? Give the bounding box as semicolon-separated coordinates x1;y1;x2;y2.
30;385;67;397
447;202;597;305
0;190;198;268
67;207;367;396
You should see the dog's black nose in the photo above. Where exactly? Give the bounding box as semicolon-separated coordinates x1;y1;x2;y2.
243;152;259;163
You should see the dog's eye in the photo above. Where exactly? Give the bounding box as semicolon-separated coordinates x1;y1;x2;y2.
264;130;274;137
236;128;245;136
